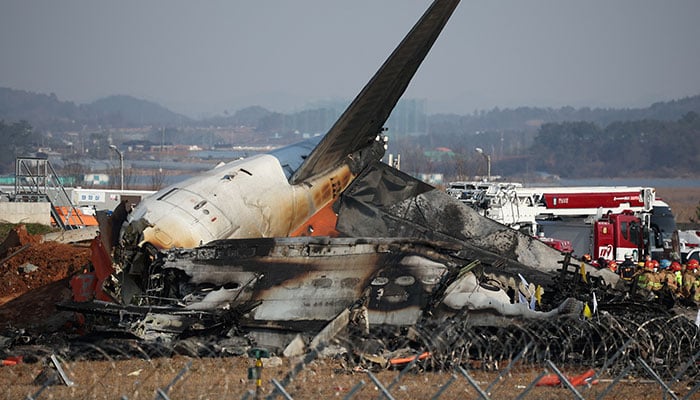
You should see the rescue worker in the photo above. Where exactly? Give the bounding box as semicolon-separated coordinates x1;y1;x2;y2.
657;259;679;293
621;253;636;268
637;260;662;292
690;259;700;269
596;256;607;269
618;254;636;281
681;259;700;302
666;259;683;291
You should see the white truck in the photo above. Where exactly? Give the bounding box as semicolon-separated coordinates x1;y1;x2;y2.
446;182;677;262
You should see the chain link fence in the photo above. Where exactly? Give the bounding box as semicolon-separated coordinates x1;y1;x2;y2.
2;310;699;399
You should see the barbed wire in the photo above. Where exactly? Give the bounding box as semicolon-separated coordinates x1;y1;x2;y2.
2;306;699;399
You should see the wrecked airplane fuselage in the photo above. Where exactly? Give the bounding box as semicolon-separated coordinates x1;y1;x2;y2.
62;0;621;347
73;236;592;343
119;137;385;250
120;238;455;329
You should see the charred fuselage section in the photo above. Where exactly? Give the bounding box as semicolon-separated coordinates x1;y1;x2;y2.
65;233;610;345
128;238;456;327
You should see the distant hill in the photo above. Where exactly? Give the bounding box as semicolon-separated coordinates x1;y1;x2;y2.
82;95;190;127
203;106;274;128
0;88;189;130
1;86;699;137
0;88;82;131
428;95;700;135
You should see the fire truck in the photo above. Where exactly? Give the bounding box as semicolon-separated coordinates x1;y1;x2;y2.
679;230;700;263
446;182;677;262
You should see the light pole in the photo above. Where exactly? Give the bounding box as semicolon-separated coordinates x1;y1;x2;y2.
474;147;491;181
109;145;124;191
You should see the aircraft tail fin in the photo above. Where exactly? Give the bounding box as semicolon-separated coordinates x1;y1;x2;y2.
290;0;460;185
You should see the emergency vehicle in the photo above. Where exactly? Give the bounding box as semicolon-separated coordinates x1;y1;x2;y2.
446;182;677;262
680;230;700;263
686;248;700;264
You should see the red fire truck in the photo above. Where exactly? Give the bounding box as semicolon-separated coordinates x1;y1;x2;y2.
447;183;677;262
593;210;647;262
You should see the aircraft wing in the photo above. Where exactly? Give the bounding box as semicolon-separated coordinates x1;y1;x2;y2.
289;0;460;185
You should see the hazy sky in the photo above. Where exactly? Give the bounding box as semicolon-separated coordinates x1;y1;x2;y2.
2;0;699;118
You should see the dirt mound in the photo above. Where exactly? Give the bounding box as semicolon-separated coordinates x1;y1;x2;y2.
0;224;42;255
0;225;91;306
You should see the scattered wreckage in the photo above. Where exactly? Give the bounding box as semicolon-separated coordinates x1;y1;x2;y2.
30;0;695;372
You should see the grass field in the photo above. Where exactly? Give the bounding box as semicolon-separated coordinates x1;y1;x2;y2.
655;187;700;225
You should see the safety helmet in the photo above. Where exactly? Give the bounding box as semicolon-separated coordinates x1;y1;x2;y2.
660;259;671;269
670;261;683;272
582;254;592;262
687;259;700;270
624;253;633;260
644;260;655;270
607;260;618;272
652;259;660;269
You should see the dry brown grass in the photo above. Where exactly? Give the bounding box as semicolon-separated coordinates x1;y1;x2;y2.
655;187;700;224
1;355;694;400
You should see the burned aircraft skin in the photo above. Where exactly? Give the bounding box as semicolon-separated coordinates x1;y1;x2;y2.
118;238;458;332
61;0;625;346
335;161;620;284
72;235;590;343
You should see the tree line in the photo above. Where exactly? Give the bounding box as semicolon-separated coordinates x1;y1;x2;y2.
528;112;700;178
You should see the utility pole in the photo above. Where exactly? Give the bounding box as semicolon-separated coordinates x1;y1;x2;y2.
474;147;491;181
109;145;124;191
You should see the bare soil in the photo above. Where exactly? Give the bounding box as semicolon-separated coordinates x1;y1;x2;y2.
0;225;90;307
1;355;696;400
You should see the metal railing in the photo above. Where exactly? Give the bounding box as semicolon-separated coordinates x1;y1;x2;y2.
13;157;85;230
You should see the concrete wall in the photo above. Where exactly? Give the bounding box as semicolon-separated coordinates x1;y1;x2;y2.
0;202;52;225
